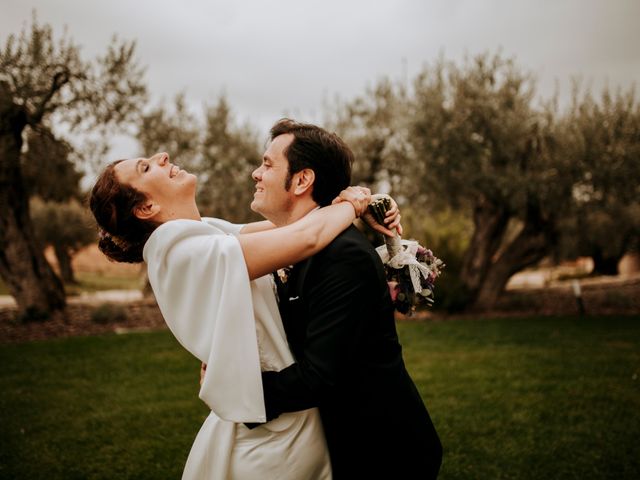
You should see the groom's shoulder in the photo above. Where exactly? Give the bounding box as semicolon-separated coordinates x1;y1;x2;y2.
321;225;379;261
305;226;386;286
328;224;367;246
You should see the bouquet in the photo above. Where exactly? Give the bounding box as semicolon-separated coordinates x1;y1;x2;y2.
368;196;444;314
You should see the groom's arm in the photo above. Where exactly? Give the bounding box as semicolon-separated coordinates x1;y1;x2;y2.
260;238;373;420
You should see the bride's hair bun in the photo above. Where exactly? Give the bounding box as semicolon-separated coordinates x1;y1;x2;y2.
89;160;159;263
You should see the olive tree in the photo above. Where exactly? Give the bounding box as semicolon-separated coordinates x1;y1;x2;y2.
0;16;146;318
557;86;640;274
30;198;95;283
197;96;262;223
410;53;570;310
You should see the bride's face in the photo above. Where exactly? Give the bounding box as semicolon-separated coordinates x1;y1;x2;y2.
115;152;197;210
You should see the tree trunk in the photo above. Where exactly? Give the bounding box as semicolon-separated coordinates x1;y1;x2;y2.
0;86;66;320
473;225;552;311
459;197;510;299
54;244;76;284
591;250;619;276
472;204;554;311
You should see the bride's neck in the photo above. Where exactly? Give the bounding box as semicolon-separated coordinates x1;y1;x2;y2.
158;202;201;223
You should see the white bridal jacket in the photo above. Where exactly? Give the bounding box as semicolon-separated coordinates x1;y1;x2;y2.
143;218;331;480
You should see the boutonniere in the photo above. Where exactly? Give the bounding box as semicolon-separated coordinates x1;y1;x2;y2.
277;266;292;284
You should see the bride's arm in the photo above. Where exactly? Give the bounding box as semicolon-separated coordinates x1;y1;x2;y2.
237;195;401;235
238;188;369;280
239;220;276;234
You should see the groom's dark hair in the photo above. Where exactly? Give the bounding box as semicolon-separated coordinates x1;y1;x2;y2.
270;118;353;206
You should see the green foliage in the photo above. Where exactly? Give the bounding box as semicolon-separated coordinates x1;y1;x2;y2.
2;317;639;479
328;79;420;203
30;198;95;252
0;13;147;132
30;197;95;283
137;93;201;171
197;96;262;223
411;53;568;217
20;127;83;202
555;86;640;273
90;303;128;324
403;207;474;311
0;14;148;314
137;94;262;223
328;53;577;310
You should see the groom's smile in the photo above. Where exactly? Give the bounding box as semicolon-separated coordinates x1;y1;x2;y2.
250;133;296;225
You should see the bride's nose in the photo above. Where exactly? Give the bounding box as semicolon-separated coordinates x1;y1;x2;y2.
156;152;169;165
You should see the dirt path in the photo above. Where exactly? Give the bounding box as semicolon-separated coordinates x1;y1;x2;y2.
1;272;638;344
0;290;143;308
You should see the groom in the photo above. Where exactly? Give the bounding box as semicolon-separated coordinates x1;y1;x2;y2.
250;118;442;479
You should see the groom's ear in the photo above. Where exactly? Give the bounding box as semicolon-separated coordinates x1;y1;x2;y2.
134;200;161;220
292;168;315;196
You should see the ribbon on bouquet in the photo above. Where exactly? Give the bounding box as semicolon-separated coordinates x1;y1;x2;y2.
375;240;432;294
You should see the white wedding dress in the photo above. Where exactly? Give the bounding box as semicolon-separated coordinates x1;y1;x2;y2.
144;218;331;479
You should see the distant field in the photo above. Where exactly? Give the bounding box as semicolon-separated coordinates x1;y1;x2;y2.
0;244;143;295
64;244;142;276
1;316;639;479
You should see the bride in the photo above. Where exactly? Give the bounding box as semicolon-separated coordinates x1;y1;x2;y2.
89;152;399;479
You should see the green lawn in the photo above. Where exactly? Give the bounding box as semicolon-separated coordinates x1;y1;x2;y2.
1;316;639;479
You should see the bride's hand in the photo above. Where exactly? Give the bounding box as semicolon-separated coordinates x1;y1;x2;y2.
332;186;371;217
362;194;403;237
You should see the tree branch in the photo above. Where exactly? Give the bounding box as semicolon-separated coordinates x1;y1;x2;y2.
27;70;69;125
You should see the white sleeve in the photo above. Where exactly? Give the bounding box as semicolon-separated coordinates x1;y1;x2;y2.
143;219;265;423
202;217;244;236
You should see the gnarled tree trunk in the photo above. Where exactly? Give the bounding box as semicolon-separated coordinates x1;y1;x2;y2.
0;86;66;319
54;244;76;284
460;197;554;312
459;197;510;299
472;208;554;311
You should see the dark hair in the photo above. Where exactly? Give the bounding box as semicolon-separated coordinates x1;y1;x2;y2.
89;160;159;263
270;118;353;206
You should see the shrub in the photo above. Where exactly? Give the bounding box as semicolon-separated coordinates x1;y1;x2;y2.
402;207;472;312
91;303;128;324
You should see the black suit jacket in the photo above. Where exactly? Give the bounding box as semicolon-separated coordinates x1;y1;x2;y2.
262;225;442;479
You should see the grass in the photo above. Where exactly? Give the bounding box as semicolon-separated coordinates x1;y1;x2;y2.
1;316;639;479
0;332;204;480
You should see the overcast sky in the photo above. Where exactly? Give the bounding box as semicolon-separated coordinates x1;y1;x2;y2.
2;0;639;159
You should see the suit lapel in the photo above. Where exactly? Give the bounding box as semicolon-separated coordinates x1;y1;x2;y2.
275;257;314;359
290;257;313;300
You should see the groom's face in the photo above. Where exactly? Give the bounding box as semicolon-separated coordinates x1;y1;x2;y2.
251;133;295;223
